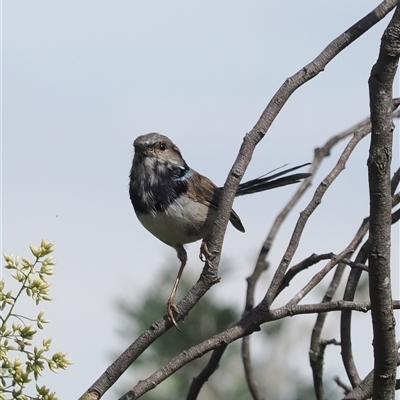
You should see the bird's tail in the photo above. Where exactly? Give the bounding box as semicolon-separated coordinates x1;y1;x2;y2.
235;163;311;197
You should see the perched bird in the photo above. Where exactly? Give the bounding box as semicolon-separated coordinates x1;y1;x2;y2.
129;132;310;327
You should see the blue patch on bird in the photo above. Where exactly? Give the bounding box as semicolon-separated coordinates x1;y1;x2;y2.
174;170;193;181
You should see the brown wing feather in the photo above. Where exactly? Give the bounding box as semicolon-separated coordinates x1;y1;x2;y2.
186;171;245;233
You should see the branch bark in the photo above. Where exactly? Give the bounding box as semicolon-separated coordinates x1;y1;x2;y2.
367;4;400;399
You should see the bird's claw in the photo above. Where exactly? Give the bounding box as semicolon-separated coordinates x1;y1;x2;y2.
167;302;181;331
199;241;214;262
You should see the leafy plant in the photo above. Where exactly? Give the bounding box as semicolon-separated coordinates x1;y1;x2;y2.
0;240;72;400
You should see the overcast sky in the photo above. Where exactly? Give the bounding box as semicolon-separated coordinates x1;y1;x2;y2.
2;2;399;399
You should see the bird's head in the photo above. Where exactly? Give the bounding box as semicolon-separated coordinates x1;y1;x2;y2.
132;133;187;176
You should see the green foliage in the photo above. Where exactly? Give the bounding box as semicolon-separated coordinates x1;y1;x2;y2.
1;240;72;400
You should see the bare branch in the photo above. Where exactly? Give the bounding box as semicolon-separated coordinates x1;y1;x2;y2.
264;125;370;309
340;176;400;389
343;348;400;400
287;222;369;308
241;336;265;400
186;344;228;400
277;253;335;296
341;259;369;272
367;4;400;398
334;376;352;395
310;264;346;400
340;235;369;386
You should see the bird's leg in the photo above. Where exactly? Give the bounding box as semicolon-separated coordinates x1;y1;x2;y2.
167;246;187;330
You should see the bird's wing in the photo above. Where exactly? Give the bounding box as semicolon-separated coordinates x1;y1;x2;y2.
187;171;245;233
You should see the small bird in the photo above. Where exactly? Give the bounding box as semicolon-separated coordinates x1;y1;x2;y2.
129;133;310;328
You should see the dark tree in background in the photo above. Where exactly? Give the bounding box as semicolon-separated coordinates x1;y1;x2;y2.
80;2;400;400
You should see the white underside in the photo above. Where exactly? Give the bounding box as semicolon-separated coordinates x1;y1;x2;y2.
137;195;216;247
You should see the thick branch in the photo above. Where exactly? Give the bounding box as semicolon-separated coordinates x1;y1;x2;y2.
367;4;400;399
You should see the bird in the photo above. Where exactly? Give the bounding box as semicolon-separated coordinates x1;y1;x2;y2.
129;132;310;328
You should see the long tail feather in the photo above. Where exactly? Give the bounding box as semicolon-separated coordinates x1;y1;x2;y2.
234;163;311;197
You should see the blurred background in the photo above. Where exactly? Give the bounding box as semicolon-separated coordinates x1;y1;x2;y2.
2;1;399;399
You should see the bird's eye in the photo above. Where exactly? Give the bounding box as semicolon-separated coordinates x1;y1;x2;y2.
159;142;166;151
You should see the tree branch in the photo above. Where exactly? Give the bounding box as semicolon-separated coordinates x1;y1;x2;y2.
367;4;400;398
340;171;400;388
241;336;265;400
277;253;335;296
310;264;346;400
186;344;228;400
340;238;369;388
342;345;400;400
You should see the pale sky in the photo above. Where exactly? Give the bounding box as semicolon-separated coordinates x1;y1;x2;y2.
2;2;399;399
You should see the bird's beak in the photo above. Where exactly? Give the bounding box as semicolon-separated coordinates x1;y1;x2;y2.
133;142;148;156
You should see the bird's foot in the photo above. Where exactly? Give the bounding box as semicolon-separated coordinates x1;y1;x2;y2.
199;240;215;262
167;301;181;331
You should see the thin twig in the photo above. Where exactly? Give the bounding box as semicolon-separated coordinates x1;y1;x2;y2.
276;253;335;297
340;236;369;388
186;344;228;400
286;221;369;309
310;264;346;400
241;336;265;400
341;259;369;272
334;376;352;394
